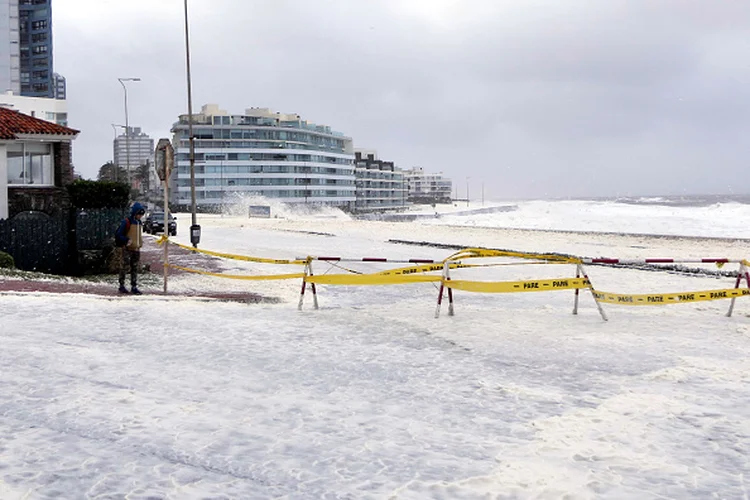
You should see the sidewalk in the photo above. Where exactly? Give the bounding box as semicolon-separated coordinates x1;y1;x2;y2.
0;236;277;304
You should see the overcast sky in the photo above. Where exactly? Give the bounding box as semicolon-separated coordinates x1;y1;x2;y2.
54;0;750;200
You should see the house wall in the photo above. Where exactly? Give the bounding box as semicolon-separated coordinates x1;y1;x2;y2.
54;141;73;185
0;143;7;219
7;141;73;217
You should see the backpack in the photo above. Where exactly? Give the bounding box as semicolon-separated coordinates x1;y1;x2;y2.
115;218;131;247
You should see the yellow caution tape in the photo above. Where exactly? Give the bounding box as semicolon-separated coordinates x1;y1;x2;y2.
591;288;750;305
445;247;580;264
445;277;591;293
156;236;306;265
305;274;442;286
168;264;304;280
376;262;468;276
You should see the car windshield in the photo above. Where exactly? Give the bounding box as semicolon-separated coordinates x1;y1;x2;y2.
149;213;175;221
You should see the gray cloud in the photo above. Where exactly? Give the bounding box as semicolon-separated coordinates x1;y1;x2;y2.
54;0;750;199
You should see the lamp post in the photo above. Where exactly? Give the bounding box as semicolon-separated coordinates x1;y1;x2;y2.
466;176;470;207
117;77;140;189
183;0;200;247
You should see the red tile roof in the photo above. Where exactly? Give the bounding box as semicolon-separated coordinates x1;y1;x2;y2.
0;106;79;140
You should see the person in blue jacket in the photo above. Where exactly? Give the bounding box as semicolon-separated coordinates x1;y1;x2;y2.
114;202;146;294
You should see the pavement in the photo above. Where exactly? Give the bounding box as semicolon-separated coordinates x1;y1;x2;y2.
0;235;276;304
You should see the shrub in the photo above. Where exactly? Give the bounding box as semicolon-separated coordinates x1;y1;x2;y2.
67;180;130;209
0;251;15;269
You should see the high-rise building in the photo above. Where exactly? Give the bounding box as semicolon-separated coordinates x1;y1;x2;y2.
354;150;407;212
113;126;154;170
18;0;58;98
52;71;64;99
170;104;356;210
403;167;452;204
0;0;20;94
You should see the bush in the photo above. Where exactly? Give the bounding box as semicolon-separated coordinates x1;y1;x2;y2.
0;251;15;269
67;179;130;209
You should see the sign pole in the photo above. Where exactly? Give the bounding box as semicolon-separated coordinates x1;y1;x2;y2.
155;138;174;294
163;177;169;294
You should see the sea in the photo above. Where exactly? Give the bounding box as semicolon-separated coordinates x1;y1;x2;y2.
405;194;750;240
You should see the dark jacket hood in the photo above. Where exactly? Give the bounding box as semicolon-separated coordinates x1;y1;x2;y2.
130;202;146;217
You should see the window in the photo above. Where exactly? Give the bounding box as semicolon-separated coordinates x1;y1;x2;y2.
32;32;47;43
32;45;47;54
7;143;54;186
31;20;47;30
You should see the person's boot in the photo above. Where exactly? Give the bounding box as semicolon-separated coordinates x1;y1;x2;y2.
131;286;142;295
118;285;129;294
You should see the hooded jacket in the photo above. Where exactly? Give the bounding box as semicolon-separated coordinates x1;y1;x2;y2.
115;202;145;250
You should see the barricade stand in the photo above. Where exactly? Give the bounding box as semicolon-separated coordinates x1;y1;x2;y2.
577;262;609;321
727;260;750;317
573;264;581;316
434;261;454;318
298;258;319;311
448;275;455;317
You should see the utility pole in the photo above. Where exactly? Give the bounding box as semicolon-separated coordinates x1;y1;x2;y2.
184;0;200;247
117;77;140;189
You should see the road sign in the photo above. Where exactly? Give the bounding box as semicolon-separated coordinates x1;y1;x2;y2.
154;138;174;181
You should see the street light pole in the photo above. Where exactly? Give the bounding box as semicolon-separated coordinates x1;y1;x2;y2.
117;77;140;190
466;177;470;207
184;0;200;247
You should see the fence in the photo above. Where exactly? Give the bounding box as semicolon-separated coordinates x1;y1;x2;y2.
0;208;124;275
155;236;750;320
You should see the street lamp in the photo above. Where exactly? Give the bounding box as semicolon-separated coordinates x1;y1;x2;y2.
117;77;140;189
183;0;200;247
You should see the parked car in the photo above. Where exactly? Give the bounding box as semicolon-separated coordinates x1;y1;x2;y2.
143;212;177;236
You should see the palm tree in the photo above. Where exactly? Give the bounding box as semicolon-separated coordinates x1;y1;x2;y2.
97;162;127;182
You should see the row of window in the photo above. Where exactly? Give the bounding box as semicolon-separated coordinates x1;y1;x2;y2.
20;83;48;93
356;190;408;196
181;127;345;147
23;19;48;30
175;177;354;187
356;183;408;189
200;115;338;136
357;173;406;180
177;139;346;154
18;56;49;68
176;152;351;165
206;115;275;127
175;165;353;176
176;190;354;200
20;70;48;80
